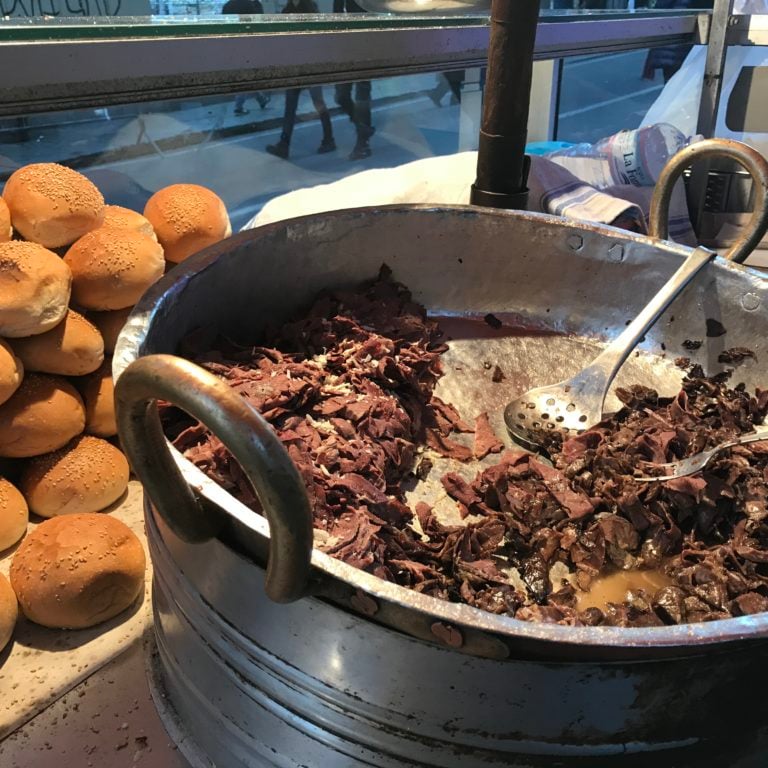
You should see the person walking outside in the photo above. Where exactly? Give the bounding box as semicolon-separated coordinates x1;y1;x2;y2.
265;0;336;159
222;0;271;113
333;0;375;160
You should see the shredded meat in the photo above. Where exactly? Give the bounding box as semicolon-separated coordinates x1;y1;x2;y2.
163;272;768;628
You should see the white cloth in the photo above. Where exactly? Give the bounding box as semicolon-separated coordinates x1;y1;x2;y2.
247;153;477;228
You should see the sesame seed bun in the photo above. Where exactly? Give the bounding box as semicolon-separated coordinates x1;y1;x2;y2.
2;163;104;248
87;307;132;355
0;477;28;552
102;205;157;240
0;339;23;407
0;198;11;242
9;513;145;629
0;374;85;458
143;183;231;264
0;573;17;651
11;310;104;377
0;241;72;338
80;358;116;437
20;435;129;518
64;227;164;311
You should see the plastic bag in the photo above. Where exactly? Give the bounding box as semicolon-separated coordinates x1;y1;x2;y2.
643;45;768;159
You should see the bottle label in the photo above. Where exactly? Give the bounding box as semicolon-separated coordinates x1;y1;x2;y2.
608;130;655;187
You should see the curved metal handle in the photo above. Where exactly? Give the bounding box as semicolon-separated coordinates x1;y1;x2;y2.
649;138;768;264
114;354;314;604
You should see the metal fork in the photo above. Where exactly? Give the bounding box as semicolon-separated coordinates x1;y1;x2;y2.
635;427;768;482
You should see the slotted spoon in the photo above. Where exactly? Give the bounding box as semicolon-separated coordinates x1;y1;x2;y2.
504;246;716;451
635;426;768;482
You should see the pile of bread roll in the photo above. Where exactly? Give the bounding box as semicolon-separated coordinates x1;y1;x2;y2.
0;163;231;654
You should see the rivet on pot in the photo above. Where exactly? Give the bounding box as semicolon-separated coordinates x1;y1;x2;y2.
566;234;583;251
350;590;379;617
430;622;464;648
741;292;761;311
607;244;624;262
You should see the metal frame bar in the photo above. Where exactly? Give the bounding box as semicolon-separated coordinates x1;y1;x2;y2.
697;0;734;139
687;0;734;233
0;13;703;117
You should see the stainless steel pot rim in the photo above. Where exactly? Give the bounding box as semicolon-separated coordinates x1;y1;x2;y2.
114;204;721;380
117;204;768;651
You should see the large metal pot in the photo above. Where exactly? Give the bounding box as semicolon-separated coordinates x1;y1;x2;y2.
114;142;768;766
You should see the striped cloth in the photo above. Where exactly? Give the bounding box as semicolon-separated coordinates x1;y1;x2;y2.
531;155;697;245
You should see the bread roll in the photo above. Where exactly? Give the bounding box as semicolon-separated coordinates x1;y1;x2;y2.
0;197;11;242
0;241;72;338
0;573;17;652
20;435;129;518
81;359;116;437
0;374;85;458
102;205;156;240
10;513;145;629
2;163;104;248
143;184;231;264
88;307;132;355
0;477;28;551
64;227;164;311
12;310;104;377
0;339;23;407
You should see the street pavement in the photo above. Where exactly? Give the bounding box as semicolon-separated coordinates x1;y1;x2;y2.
0;52;668;229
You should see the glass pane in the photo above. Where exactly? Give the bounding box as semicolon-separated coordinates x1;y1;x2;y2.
555;44;694;143
0;69;480;230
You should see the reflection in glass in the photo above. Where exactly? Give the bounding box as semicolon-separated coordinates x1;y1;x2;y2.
555;44;694;144
0;71;477;230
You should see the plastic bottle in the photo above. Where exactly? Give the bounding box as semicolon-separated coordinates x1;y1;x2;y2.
546;124;697;188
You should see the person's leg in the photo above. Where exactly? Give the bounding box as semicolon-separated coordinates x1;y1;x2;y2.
353;80;372;133
309;86;336;153
445;70;464;103
266;88;299;158
430;73;450;106
334;83;355;122
349;89;373;159
256;91;271;109
234;94;248;114
282;88;300;142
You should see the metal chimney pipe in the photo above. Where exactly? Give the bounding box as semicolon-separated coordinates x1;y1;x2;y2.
470;0;540;210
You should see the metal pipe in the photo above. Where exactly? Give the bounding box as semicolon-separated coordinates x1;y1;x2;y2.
470;0;540;210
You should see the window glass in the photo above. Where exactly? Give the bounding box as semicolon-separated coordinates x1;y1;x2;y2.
0;70;479;229
555;44;694;143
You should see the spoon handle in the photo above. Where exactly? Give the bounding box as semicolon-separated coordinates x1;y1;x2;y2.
586;246;716;390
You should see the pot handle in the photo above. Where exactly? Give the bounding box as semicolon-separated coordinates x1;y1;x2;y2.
114;354;314;604
649;138;768;264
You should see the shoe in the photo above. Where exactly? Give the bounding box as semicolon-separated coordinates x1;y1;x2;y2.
317;139;336;154
257;94;271;109
348;144;372;161
234;107;250;116
428;90;442;108
266;141;290;159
